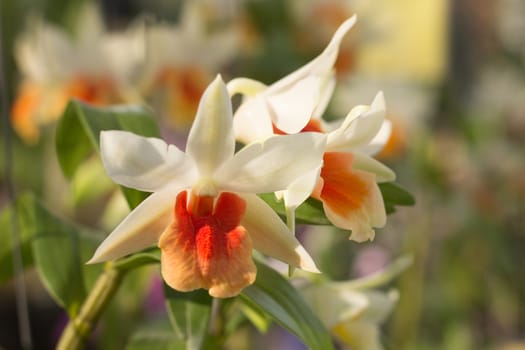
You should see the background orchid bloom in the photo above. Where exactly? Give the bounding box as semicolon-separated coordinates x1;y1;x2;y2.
11;3;143;143
139;1;239;131
227;15;356;143
303;282;398;350
88;75;325;298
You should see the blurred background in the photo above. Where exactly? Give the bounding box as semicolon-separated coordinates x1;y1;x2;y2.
1;0;524;349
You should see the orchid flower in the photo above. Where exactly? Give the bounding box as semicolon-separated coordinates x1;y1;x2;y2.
139;1;239;130
227;16;394;242
11;3;143;143
88;76;325;298
302;282;398;350
227;15;356;143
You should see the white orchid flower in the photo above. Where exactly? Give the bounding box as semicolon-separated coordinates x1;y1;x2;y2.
12;3;144;143
88;76;326;298
139;1;239;130
227;15;356;143
303;283;398;350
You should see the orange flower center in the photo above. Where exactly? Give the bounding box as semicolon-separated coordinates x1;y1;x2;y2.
11;83;41;142
152;66;209;129
313;152;369;217
159;191;256;298
65;75;120;105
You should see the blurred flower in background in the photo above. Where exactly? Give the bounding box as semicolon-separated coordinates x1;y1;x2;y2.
10;3;144;143
138;1;239;135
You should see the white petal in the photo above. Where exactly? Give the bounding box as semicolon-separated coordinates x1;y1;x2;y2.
266;16;357;94
87;186;181;263
233;96;274;144
267;76;321;134
186;75;235;176
312;71;336;120
101;130;197;192
352;153;396;183
238;193;319;273
327;91;386;151
302;285;369;327
282;166;322;209
214;133;326;193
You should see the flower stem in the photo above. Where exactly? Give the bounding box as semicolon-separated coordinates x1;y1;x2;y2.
56;263;124;350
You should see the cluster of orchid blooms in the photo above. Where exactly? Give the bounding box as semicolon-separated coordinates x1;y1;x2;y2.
83;16;395;299
11;3;239;142
8;3;406;347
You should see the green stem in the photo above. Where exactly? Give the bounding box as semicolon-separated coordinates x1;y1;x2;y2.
56;263;125;350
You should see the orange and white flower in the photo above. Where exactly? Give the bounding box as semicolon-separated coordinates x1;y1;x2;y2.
228;17;394;242
139;1;239;131
88;76;325;298
11;4;143;143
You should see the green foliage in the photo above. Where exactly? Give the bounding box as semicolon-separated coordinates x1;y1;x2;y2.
163;286;213;350
241;261;334;350
260;182;415;225
259;193;331;225
0;200;34;285
379;182;416;214
126;325;186;350
0;194;102;316
55;100;160;208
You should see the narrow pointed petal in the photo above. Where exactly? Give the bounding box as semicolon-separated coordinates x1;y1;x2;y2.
101;130;197;192
186;75;235;176
267;16;357;94
267;76;321;134
215;133;326;193
238;193;320;273
88;186;181;263
352;153;396;183
302;285;369;328
231;17;355;143
327;92;386;151
314;153;386;242
233;96;274;144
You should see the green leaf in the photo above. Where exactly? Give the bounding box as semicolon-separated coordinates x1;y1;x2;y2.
55;100;160;208
163;285;213;350
16;194;101;316
71;156;115;206
113;248;161;272
379;182;416;214
0;194;102;292
241;261;334;350
126;321;186;350
258;194;330;225
0;201;34;285
239;301;272;333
